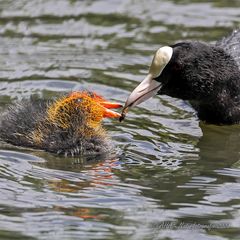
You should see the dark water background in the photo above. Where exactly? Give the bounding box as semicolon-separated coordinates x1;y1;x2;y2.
0;0;240;239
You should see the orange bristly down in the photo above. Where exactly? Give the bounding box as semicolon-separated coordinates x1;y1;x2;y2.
46;91;122;129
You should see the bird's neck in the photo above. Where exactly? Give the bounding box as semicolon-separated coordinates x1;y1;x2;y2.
191;89;240;124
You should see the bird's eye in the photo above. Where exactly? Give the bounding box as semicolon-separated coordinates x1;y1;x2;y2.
173;62;182;71
88;92;94;98
75;98;83;103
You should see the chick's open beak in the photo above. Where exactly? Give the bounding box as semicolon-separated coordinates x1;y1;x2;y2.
99;101;122;118
100;101;123;109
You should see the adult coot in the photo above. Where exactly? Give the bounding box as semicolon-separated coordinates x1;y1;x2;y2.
121;29;240;124
0;91;122;156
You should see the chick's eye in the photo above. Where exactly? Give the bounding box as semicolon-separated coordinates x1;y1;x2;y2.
88;92;94;98
75;98;83;103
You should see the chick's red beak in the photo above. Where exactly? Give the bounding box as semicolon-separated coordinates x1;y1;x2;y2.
100;101;123;109
99;101;122;118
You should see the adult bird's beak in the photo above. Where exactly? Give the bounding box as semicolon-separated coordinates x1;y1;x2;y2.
100;101;122;118
120;46;173;122
121;74;162;110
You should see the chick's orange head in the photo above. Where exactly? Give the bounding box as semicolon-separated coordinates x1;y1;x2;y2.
47;91;122;128
69;91;122;119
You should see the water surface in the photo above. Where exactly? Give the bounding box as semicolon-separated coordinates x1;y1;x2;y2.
0;0;240;239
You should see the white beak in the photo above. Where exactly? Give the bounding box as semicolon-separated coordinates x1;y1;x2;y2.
120;46;173;121
123;74;162;108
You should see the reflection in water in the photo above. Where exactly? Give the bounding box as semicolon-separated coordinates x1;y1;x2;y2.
0;0;240;239
199;124;240;164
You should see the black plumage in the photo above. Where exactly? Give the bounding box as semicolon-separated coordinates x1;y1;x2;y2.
122;29;240;125
158;37;240;124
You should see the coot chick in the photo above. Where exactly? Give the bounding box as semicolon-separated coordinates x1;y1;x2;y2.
121;29;240;124
0;91;122;156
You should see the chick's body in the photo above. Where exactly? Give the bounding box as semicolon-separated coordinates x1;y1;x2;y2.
0;92;120;156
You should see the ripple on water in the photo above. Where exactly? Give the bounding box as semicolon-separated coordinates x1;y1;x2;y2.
0;149;157;239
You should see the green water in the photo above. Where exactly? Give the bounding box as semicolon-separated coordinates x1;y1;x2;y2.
0;0;240;239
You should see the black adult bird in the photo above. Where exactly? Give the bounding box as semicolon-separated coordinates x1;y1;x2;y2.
121;29;240;125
